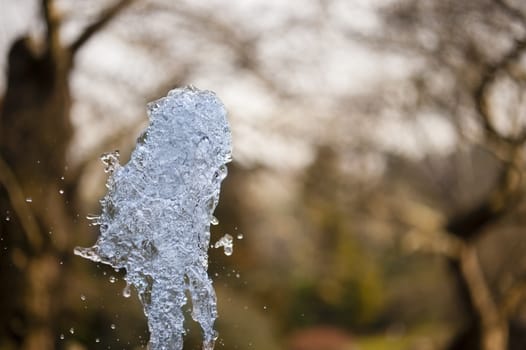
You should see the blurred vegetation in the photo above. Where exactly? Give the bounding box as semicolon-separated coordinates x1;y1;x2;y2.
2;1;526;350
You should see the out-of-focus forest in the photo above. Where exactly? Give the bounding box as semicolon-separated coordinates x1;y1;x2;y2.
2;0;526;349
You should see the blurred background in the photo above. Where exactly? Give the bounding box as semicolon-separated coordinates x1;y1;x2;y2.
2;0;526;349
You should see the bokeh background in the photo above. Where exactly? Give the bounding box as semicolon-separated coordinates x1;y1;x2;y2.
2;0;526;349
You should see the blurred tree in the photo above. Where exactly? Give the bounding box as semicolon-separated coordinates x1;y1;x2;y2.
0;1;135;349
349;1;526;349
289;146;384;329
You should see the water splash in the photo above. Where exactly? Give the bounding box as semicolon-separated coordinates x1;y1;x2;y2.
74;87;232;350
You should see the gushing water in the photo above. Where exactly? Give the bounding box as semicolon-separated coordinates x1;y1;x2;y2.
74;86;232;350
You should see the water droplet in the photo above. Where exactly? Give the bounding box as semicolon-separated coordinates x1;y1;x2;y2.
86;213;101;226
25;197;32;203
100;151;120;174
69;327;75;334
60;176;65;180
263;305;267;310
60;334;65;340
5;216;10;222
122;283;131;298
236;233;243;240
80;294;86;301
217;164;228;180
109;276;116;283
74;246;101;263
111;324;116;330
58;189;64;195
235;273;240;278
95;338;100;343
214;234;233;256
148;102;161;112
210;216;219;225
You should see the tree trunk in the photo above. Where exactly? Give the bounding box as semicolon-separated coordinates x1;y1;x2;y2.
0;36;75;350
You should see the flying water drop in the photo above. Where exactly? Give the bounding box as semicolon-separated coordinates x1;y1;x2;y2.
122;282;131;298
214;234;234;256
210;216;219;225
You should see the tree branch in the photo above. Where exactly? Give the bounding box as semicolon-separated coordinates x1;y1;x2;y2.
449;29;526;240
41;0;62;59
446;151;522;239
145;3;292;99
494;0;526;27
69;0;135;55
459;245;508;350
474;36;526;145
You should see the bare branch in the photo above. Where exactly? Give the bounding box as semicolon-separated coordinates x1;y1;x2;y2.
447;35;526;241
145;3;291;99
69;0;135;55
459;245;508;350
402;224;509;350
446;150;522;239
41;0;62;59
177;8;281;95
474;36;526;145
494;0;526;27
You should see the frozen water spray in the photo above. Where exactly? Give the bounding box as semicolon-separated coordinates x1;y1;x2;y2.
75;86;232;350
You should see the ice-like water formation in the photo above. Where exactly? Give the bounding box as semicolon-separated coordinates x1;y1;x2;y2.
74;86;232;350
214;234;233;256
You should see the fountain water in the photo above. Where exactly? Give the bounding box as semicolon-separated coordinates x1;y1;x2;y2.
75;86;232;350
